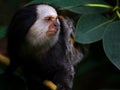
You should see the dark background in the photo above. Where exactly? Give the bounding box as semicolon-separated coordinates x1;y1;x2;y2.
0;0;120;90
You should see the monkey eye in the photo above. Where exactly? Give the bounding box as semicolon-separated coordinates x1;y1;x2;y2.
45;17;51;21
45;16;57;22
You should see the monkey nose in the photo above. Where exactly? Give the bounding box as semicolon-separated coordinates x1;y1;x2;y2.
53;21;60;28
47;23;60;36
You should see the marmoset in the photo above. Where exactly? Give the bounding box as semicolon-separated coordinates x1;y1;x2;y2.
5;4;87;90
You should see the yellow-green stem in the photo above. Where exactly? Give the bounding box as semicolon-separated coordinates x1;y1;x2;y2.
113;6;119;11
60;3;113;10
84;4;113;9
116;10;120;19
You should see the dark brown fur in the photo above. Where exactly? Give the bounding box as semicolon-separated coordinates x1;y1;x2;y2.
5;4;88;90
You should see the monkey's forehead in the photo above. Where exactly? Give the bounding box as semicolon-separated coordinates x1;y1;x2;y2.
36;4;58;18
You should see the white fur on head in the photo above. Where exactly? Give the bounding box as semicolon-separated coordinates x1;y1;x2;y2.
26;4;60;48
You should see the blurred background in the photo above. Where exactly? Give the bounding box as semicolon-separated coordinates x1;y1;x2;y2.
0;0;120;90
0;0;31;25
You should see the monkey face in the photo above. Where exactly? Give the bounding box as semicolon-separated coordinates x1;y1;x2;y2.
46;16;60;36
26;4;60;47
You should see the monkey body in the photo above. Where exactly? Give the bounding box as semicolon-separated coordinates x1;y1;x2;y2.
6;4;83;90
21;27;74;90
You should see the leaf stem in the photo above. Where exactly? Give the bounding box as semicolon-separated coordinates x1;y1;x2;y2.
86;17;116;33
116;10;120;19
84;4;113;9
59;3;113;10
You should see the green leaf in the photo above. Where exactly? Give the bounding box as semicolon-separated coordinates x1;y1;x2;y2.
26;0;106;6
25;0;49;6
103;21;120;70
69;6;109;14
25;0;109;14
0;26;7;39
75;14;112;44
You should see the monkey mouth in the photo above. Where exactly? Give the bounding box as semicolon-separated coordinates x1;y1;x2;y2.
47;29;58;36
